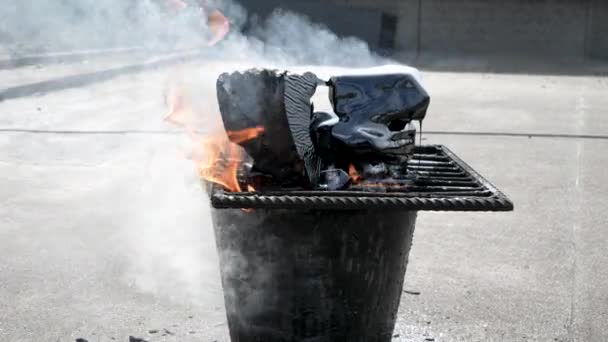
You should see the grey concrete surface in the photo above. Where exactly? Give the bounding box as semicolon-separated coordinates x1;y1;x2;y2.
0;47;151;70
0;60;607;342
419;0;587;57
0;53;153;89
0;49;209;102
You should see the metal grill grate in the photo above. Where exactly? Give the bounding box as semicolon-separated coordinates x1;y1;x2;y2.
209;145;514;211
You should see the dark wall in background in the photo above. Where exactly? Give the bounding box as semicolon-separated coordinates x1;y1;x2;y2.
239;0;385;50
419;0;587;56
587;0;608;58
243;0;608;60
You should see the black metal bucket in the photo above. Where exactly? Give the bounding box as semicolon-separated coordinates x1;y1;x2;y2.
211;208;417;342
209;145;514;341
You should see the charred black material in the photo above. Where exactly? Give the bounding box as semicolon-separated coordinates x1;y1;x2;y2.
216;70;432;189
329;73;429;122
212;209;417;342
128;337;149;342
216;69;320;186
217;69;302;183
217;70;314;184
210;145;514;212
328;74;429;163
309;111;335;161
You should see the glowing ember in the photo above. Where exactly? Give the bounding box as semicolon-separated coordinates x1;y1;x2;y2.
348;163;412;189
349;164;364;184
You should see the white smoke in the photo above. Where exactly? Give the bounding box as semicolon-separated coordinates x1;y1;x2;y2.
233;9;384;67
1;0;404;308
0;0;389;67
120;147;225;307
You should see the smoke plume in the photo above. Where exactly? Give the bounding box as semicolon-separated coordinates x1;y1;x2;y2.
0;0;388;67
1;0;398;308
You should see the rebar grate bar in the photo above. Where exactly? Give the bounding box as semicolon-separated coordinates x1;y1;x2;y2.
209;145;514;211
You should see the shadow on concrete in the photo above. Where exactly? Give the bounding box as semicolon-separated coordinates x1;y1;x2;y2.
0;52;204;102
2;50;607;103
0;48;152;71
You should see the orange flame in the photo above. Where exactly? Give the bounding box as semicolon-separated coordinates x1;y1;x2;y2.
207;9;230;46
196;127;264;192
165;0;230;46
228;126;265;144
164;77;263;193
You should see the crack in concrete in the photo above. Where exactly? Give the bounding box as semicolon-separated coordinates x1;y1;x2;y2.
1;128;608;140
566;87;588;340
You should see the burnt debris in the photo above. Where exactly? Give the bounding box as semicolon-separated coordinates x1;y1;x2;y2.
216;69;430;191
129;337;149;342
210;145;514;212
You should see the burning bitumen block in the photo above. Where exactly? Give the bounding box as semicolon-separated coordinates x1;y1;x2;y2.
327;74;428;164
216;69;321;187
200;67;512;342
216;69;430;190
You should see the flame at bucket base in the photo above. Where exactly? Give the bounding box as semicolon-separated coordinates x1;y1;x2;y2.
211;208;417;342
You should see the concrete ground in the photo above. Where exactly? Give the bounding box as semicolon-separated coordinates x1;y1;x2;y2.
0;56;607;342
